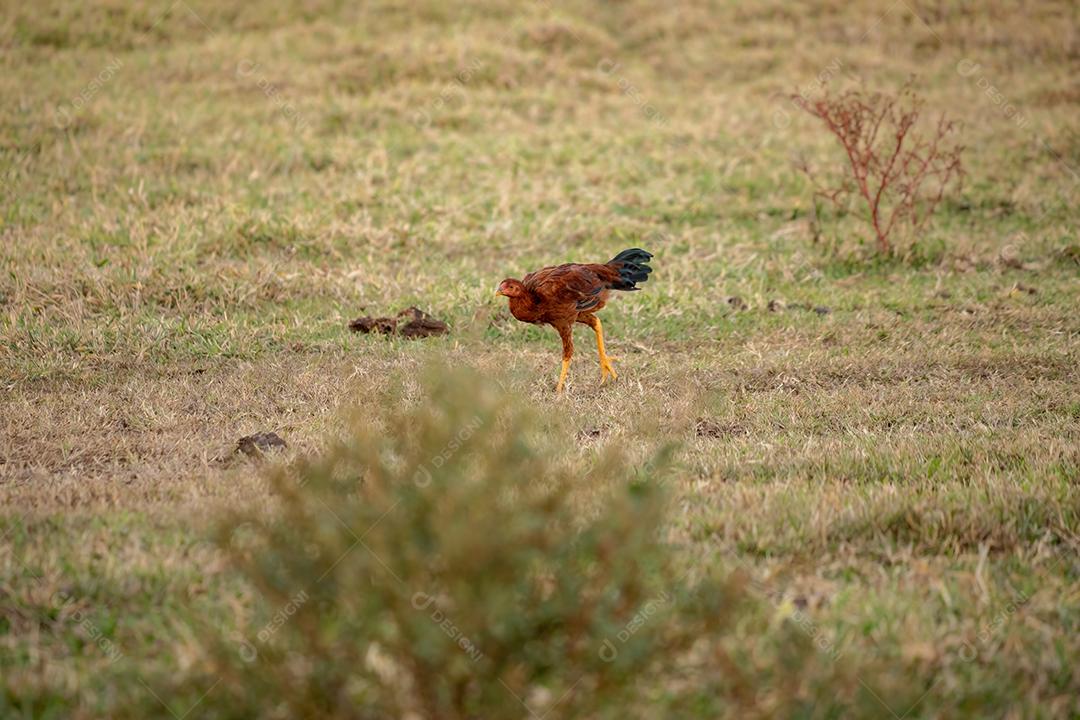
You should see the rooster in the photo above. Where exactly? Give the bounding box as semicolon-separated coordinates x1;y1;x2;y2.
496;248;653;393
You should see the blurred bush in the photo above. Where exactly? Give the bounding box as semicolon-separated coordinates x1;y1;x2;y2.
176;369;851;719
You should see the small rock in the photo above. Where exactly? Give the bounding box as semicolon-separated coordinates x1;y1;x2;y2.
237;432;287;458
812;306;831;315
726;296;746;310
767;299;785;312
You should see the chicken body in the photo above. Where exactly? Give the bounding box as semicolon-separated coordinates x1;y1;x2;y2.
496;249;653;392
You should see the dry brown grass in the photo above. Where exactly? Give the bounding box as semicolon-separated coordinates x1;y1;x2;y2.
2;0;1078;717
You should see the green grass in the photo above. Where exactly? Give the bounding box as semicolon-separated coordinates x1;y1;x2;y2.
1;0;1079;717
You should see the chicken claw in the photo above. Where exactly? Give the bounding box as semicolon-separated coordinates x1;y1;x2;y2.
599;355;618;383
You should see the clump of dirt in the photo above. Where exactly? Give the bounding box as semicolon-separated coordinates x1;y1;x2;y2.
784;302;832;315
348;307;449;339
766;300;831;315
397;307;450;338
695;418;746;438
348;316;397;334
237;432;287;458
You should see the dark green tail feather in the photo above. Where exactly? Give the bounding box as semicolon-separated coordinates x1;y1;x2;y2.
608;248;653;291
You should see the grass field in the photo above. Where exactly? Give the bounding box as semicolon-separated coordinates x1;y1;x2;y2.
2;0;1079;717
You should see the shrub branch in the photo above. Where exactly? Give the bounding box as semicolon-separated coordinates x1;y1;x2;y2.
793;83;964;254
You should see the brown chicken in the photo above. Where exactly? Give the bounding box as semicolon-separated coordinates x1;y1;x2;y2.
496;248;653;392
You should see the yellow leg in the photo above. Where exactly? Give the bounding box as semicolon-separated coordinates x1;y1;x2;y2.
555;357;571;394
592;317;618;383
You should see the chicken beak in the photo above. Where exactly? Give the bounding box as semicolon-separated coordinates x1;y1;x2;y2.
494;290;503;298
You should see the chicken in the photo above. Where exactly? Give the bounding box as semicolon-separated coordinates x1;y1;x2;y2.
495;248;653;393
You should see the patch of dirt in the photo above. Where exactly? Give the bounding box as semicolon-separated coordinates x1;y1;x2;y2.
349;307;449;339
237;432;287;458
695;418;747;438
348;316;398;334
770;301;831;315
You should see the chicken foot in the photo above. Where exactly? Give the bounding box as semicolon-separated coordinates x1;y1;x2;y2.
579;315;618;384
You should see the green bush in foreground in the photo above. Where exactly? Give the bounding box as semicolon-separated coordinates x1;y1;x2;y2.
174;370;856;719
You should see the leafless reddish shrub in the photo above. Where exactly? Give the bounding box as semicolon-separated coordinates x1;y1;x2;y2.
793;83;964;255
